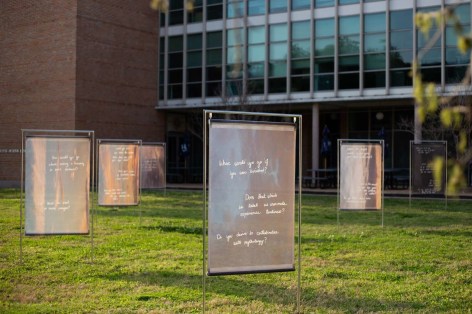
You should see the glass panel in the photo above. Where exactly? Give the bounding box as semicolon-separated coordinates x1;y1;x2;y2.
390;69;412;86
169;69;182;83
292;0;310;11
269;61;287;76
390;50;413;68
446;66;468;84
339;55;359;72
446;47;470;65
292;21;311;40
269;78;286;93
249;26;265;44
207;49;222;65
315;19;335;37
418;30;441;49
227;28;244;46
188;68;202;82
187;34;202;50
270;24;288;42
292;40;311;58
248;45;266;63
169;11;183;25
207;32;222;48
450;4;470;24
168;36;183;52
339;35;360;55
227;47;243;64
207;5;223;20
188;8;203;23
206;66;222;81
291;59;310;75
315;57;334;73
168;84;182;99
364;54;385;70
339;73;359;89
169;52;183;68
208;0;223;4
270;0;287;13
420;48;441;66
315;0;334;8
365;13;385;33
270;43;288;60
314;74;334;90
421;67;441;84
390;31;413;50
364;71;385;88
226;65;242;79
315;38;335;56
364;34;386;53
206;82;221;97
227;1;244;18
339;0;359;4
226;80;243;95
339;16;359;36
248;0;265;15
390;10;413;30
248;79;264;94
187;83;202;98
248;63;265;77
170;1;184;10
291;76;310;92
187;51;202;67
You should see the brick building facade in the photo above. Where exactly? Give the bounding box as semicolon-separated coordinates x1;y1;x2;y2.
0;0;164;186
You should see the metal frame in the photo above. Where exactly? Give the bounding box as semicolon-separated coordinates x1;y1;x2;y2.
96;139;143;207
203;110;302;313
409;140;448;208
140;142;167;192
20;129;95;263
337;139;385;227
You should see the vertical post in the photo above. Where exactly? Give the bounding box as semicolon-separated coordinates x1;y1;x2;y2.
381;140;384;228
296;116;302;313
202;111;209;313
20;130;25;264
90;132;95;264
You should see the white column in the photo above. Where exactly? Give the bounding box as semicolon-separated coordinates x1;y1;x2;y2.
312;104;320;170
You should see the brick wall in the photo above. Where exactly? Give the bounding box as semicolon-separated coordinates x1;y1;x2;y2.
0;0;164;184
0;0;78;184
76;0;165;141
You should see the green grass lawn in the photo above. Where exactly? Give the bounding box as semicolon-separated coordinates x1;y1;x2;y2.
1;189;471;313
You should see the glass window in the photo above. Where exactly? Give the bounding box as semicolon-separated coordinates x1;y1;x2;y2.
187;51;202;67
248;45;266;62
339;35;360;54
364;72;386;88
227;1;244;19
315;38;335;56
390;32;413;50
248;0;265;15
445;3;470;85
292;0;310;11
207;32;222;49
315;19;335;37
315;0;334;8
292;40;311;58
390;10;413;31
169;36;183;52
364;54;386;70
188;0;203;23
315;58;334;73
292;21;310;40
364;13;385;33
270;0;287;13
339;0;358;4
187;34;202;50
339;16;359;36
207;2;223;20
364;34;385;53
249;26;265;44
270;24;288;42
270;43;288;60
314;74;334;91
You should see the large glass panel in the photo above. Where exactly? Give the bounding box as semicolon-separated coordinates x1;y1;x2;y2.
169;36;183;52
248;0;265;15
207;67;222;81
292;21;310;40
207;4;223;20
207;32;222;48
339;55;359;72
269;78;286;93
270;0;287;13
292;0;310;10
446;48;470;65
339;0;358;4
292;40;311;58
169;69;183;83
421;67;441;84
227;47;242;64
315;58;334;73
364;72;385;88
291;76;310;91
292;59;310;75
315;0;334;8
270;24;288;41
339;35;360;54
390;51;413;68
315;19;335;37
248;45;266;62
207;50;222;65
420;48;441;66
314;74;334;90
187;34;202;50
248;63;264;77
364;54;385;70
269;61;287;76
339;16;359;36
227;1;244;19
187;51;202;67
187;83;202;98
270;43;288;60
364;34;386;53
339;73;359;89
187;68;202;82
390;10;413;30
227;28;244;47
315;38;335;56
446;66;468;84
391;70;412;87
248;79;264;94
249;26;265;44
169;52;183;68
390;32;413;50
364;13;386;33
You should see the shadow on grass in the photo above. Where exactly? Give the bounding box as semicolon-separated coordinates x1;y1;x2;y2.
101;269;424;311
141;225;203;235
